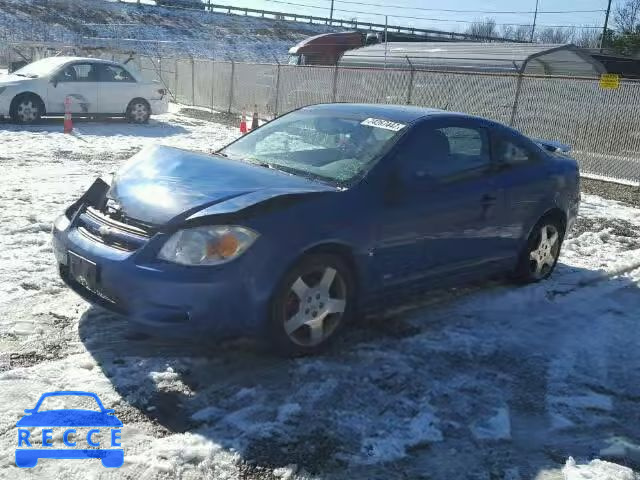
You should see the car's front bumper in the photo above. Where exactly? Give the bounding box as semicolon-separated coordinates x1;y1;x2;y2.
52;215;267;339
0;94;11;118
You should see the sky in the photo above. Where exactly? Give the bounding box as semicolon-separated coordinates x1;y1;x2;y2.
225;0;614;34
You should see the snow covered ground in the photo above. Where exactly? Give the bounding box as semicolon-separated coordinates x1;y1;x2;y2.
0;0;343;61
1;106;639;479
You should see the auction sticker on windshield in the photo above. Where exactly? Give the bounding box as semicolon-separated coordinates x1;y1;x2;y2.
360;118;406;132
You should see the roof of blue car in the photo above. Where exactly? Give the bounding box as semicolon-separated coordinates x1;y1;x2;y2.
299;103;448;123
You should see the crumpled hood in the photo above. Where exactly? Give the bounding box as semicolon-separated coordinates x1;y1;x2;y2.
107;145;337;225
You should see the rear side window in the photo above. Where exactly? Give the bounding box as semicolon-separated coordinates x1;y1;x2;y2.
494;137;536;165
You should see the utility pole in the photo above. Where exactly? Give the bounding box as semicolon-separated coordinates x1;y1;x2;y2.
530;0;539;43
329;0;334;24
384;15;388;69
600;0;613;50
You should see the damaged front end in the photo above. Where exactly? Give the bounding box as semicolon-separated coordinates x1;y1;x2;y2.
55;176;157;258
51;145;341;338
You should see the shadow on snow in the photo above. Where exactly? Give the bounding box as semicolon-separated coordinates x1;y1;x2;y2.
78;262;640;478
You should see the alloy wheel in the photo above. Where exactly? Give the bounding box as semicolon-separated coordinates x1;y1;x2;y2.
130;102;149;123
17;99;38;123
283;266;347;347
529;224;560;279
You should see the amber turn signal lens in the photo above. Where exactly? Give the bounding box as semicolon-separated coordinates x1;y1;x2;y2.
206;233;239;259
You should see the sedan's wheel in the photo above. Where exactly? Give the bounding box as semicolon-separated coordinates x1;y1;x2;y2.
514;217;564;283
127;100;150;124
270;254;355;356
11;95;42;124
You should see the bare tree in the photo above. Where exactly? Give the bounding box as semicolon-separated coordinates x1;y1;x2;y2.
574;28;601;48
614;0;640;34
501;24;533;42
536;26;576;44
466;18;497;38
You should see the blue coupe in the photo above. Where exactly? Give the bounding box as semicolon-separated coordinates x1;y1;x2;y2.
53;104;580;355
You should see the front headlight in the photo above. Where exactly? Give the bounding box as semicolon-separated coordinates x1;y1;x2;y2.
158;225;258;266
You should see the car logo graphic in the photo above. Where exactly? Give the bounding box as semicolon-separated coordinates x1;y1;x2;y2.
15;391;124;468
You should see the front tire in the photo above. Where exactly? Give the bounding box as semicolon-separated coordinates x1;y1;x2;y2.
269;254;356;356
126;99;150;124
10;94;42;124
513;216;564;283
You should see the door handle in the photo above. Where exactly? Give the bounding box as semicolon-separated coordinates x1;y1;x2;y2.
481;194;497;203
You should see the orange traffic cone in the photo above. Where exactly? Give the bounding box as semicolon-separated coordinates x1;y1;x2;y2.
251;105;259;130
63;96;73;134
239;112;247;134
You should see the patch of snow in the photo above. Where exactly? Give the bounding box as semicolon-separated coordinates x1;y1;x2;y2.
470;407;511;441
356;405;442;464
0;0;347;61
562;457;635;480
1;105;640;478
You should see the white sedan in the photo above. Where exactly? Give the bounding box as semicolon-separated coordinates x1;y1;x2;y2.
0;57;168;124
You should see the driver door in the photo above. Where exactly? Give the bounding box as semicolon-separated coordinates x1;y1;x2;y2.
47;62;99;114
373;119;507;287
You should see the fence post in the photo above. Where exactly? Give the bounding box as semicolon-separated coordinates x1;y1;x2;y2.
274;63;281;117
228;60;235;113
210;59;216;113
191;57;195;106
405;56;415;105
174;58;179;102
509;72;524;127
331;66;339;103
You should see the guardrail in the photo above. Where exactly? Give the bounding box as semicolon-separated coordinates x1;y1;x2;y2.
181;2;527;43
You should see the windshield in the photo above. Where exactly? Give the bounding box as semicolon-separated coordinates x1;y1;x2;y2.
13;58;68;78
220;110;406;186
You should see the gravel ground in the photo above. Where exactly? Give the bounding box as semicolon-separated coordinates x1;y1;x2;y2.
581;178;640;208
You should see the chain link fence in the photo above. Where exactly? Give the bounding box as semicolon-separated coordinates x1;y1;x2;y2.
138;57;640;185
2;45;640;186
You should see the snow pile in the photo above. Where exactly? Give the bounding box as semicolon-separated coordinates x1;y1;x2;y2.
0;0;345;61
563;457;636;480
1;108;640;478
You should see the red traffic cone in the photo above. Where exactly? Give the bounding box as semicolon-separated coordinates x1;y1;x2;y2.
63;96;73;134
239;112;247;134
251;105;259;130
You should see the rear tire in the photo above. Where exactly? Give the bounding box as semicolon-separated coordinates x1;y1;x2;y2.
268;253;356;356
126;99;150;124
10;94;43;124
513;216;564;283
